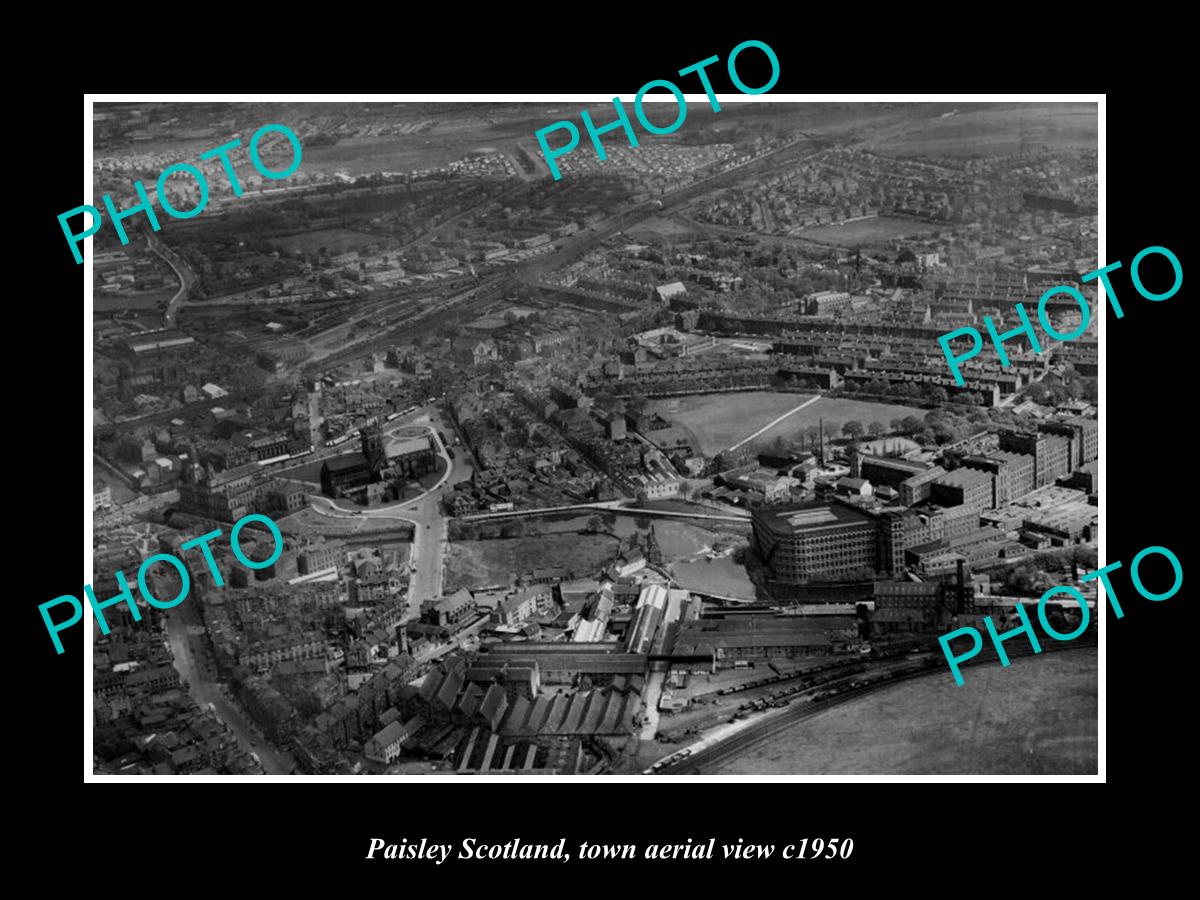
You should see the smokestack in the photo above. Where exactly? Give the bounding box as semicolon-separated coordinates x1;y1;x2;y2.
819;418;825;466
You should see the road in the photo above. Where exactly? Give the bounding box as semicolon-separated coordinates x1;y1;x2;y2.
94;489;179;529
93;395;224;432
640;671;666;739
147;234;196;329
299;273;518;376
311;494;449;606
298;138;826;379
93;450;139;492
162;594;295;774
461;502;749;523
391;182;524;255
516;138;822;287
307;413;469;604
154;136;829;388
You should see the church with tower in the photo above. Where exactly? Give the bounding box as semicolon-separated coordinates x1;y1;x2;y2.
320;423;438;503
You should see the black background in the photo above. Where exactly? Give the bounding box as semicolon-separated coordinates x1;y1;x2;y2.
19;19;1188;887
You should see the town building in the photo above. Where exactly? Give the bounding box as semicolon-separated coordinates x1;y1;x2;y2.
364;716;425;765
420;589;477;629
752;502;881;582
931;468;994;515
298;538;346;575
239;632;326;674
960;450;1035;507
671;617;848;667
858;455;930;489
998;429;1072;487
1038;417;1099;469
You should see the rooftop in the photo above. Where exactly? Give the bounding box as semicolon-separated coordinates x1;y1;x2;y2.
936;468;993;489
753;502;873;536
324;453;368;473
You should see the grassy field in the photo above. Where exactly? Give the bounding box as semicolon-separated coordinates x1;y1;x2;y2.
754;396;925;448
798;215;943;246
861;103;1097;157
649;392;815;456
718;646;1097;775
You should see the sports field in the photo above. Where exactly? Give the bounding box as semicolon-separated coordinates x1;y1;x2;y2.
718;646;1097;775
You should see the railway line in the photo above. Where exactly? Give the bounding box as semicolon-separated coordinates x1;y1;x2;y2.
654;638;1097;775
299;273;519;375
300;137;830;377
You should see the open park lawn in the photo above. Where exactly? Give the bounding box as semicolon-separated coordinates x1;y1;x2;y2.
649;392;814;456
650;393;926;455
755;397;926;447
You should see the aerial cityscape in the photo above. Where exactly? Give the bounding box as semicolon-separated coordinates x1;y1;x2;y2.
90;100;1099;776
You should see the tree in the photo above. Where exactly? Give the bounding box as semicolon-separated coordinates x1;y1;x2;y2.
890;418;904;433
867;421;885;438
1071;545;1099;570
900;415;923;434
842;420;865;440
1025;382;1051;404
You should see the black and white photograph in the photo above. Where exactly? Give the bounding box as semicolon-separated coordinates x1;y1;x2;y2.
80;96;1104;779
